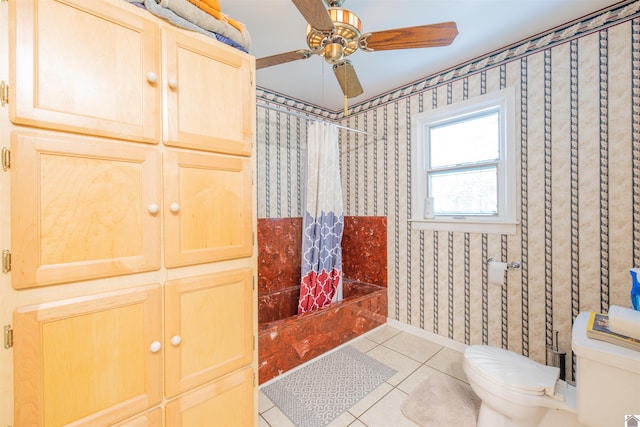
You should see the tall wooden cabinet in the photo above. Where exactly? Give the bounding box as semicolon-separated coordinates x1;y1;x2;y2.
1;0;257;425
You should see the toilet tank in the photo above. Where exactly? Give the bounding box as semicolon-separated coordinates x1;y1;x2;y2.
572;312;640;427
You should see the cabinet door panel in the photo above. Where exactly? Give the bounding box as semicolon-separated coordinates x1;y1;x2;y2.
165;367;254;427
163;27;253;156
112;408;163;427
165;269;253;397
163;150;253;268
11;131;161;289
9;0;160;143
14;284;163;426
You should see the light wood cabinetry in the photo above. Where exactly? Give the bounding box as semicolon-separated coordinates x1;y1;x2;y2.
13;285;163;426
165;367;254;426
10;131;162;289
9;0;161;143
3;0;257;425
164;269;254;397
162;27;253;156
113;409;163;427
163;150;253;268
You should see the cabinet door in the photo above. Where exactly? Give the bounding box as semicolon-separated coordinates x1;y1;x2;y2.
9;0;160;143
163;150;253;268
14;284;163;427
162;27;253;156
11;131;161;289
165;367;254;427
164;269;254;397
111;408;163;427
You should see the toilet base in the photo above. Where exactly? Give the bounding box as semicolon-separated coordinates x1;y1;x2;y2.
477;401;581;427
477;402;542;427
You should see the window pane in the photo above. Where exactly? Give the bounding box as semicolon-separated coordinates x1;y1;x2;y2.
429;167;497;215
429;111;499;168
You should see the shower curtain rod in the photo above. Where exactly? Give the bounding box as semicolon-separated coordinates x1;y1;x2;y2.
257;103;379;139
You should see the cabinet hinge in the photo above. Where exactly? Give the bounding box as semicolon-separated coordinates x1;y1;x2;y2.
2;146;10;171
253;275;256;291
0;80;8;106
2;249;11;273
4;325;13;349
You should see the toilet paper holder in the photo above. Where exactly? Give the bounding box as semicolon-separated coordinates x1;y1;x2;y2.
487;258;521;270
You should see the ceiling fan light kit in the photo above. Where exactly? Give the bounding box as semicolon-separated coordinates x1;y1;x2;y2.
259;0;459;109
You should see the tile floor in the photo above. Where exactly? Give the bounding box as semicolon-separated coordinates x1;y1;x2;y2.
258;325;471;427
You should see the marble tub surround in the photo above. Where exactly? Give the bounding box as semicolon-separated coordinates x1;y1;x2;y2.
258;280;387;384
257;217;303;295
257;216;389;384
257;216;388;290
342;216;388;287
258;285;299;324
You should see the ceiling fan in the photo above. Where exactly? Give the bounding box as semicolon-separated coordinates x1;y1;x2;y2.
256;0;459;104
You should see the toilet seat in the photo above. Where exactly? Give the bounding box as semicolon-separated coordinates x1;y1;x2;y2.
464;346;560;397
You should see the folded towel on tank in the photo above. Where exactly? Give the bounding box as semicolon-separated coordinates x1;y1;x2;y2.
184;0;245;34
156;0;251;50
124;0;250;51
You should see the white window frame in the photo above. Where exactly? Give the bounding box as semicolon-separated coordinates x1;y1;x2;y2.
411;86;517;234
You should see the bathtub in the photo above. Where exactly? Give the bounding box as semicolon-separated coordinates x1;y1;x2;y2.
258;279;387;384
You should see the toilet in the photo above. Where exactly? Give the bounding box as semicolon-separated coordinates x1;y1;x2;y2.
463;312;640;427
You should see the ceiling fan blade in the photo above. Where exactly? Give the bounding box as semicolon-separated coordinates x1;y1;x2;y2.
361;22;458;51
333;60;363;98
256;50;313;69
291;0;334;32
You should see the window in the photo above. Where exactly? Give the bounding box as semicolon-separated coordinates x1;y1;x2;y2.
411;87;517;234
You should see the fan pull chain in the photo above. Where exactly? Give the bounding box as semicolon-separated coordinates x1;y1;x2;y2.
344;94;348;116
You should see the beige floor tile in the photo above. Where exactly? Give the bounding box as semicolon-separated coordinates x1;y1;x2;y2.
258;389;275;413
261;406;296;427
382;331;444;363
258;414;270;427
327;410;357;427
347;382;394;418
364;325;402;344
366;345;421;386
348;420;367;427
425;347;468;383
358;388;418;427
396;364;445;394
349;336;379;353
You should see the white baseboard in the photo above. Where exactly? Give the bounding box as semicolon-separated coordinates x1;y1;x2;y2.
386;318;468;353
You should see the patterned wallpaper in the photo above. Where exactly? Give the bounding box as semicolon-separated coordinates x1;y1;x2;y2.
255;1;640;381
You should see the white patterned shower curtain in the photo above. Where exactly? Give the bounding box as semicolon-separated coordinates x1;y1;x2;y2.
298;122;344;314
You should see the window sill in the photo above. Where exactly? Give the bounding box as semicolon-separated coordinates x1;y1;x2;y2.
410;218;518;235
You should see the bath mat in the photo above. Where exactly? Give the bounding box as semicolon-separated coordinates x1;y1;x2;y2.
262;345;397;427
401;372;481;426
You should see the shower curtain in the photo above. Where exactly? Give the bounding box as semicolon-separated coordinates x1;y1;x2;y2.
298;121;344;314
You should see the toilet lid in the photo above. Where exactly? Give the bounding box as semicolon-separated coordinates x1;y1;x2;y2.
464;346;560;396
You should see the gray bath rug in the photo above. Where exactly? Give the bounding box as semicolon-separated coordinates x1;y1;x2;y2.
401;372;481;426
262;345;397;427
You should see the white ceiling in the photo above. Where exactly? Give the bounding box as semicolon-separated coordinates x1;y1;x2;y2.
219;0;619;111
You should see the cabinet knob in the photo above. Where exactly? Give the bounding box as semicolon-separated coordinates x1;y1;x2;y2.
170;202;180;213
149;341;162;353
146;72;158;84
148;203;159;214
170;335;182;346
168;78;178;90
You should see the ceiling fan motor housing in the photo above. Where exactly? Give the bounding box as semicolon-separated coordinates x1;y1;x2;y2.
306;7;362;64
